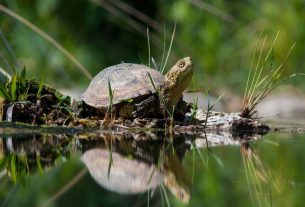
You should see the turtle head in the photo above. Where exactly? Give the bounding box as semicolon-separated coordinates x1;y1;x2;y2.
165;57;193;86
162;57;193;108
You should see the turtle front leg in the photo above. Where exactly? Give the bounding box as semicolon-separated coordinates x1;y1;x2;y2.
132;95;161;118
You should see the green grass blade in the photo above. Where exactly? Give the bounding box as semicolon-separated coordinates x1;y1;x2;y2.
251;32;280;96
248;42;297;111
147;72;171;116
0;4;92;80
160;185;165;207
36;156;43;177
209;93;224;111
252;73;305;109
105;78;115;120
243;152;255;204
248;36;267;105
195;146;208;169
37;74;44;98
151;57;158;70
160;183;171;207
160;23;167;72
107;80;112;113
147;190;150;207
264;31;280;62
0;84;12;101
10;155;17;183
161;20;176;74
10;74;17;101
147;72;158;94
242;30;263;109
107;144;113;179
147;27;151;68
20;66;26;82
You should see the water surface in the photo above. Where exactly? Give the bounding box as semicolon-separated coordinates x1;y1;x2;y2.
0;121;304;207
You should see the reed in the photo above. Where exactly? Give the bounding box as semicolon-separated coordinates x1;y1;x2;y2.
241;32;304;118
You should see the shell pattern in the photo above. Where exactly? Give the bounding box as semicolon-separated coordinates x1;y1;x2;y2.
81;63;165;108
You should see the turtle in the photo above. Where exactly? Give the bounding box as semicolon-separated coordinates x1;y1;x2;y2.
80;57;193;118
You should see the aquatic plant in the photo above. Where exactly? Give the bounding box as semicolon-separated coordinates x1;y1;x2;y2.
241;32;304;118
0;67;30;102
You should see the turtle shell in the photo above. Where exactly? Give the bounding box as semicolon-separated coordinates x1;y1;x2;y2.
81;63;165;108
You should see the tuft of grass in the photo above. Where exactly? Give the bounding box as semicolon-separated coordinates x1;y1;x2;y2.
241;32;305;118
0;67;30;102
145;20;175;74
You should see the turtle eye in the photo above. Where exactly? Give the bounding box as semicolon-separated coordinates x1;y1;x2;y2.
178;61;186;68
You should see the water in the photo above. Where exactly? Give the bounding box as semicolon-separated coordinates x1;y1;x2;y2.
0;121;304;207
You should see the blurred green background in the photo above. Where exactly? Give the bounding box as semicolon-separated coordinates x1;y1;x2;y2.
0;0;304;94
1;1;305;206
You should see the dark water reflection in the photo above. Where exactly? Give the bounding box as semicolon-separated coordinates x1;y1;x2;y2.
0;123;304;207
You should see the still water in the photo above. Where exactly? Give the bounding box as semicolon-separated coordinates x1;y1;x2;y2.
0;121;304;207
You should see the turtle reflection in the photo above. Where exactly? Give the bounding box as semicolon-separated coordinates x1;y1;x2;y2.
80;137;191;203
0;125;264;203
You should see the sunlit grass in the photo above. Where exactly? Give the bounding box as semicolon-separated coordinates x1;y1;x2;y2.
241;31;305;118
144;3;176;74
103;78;116;126
145;12;178;124
160;22;176;74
